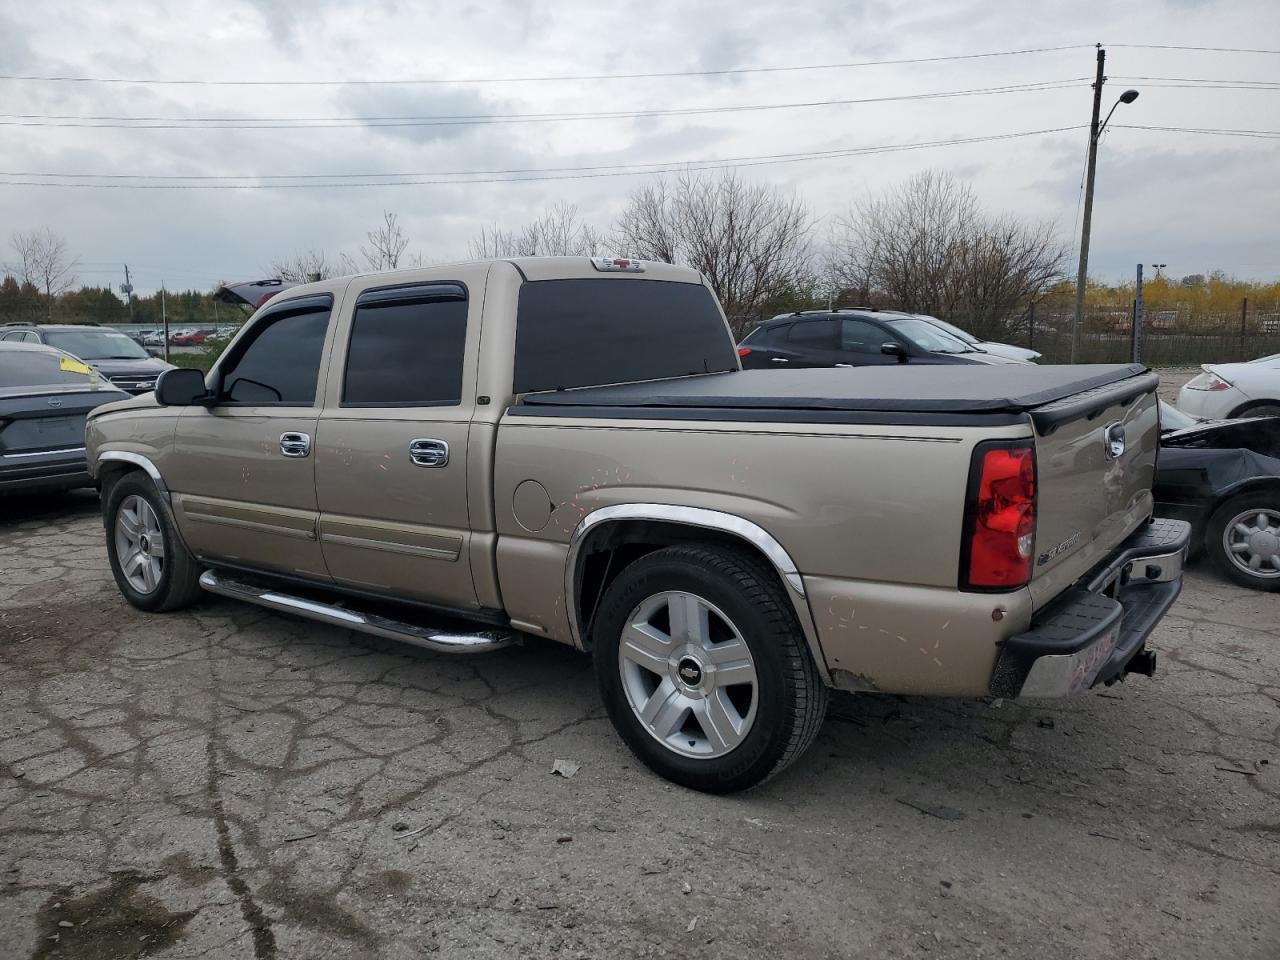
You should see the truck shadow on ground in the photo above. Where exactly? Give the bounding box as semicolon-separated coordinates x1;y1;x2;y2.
0;488;101;528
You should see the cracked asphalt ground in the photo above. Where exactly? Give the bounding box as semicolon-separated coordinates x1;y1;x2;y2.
0;492;1276;960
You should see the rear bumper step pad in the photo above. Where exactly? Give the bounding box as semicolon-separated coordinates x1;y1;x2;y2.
990;518;1191;698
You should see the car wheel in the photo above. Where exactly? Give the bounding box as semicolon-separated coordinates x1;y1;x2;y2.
104;472;206;612
1206;492;1280;591
591;545;827;793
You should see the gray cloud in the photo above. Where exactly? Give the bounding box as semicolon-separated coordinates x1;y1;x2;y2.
0;0;1276;295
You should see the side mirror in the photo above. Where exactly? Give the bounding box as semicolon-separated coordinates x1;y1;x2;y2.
881;342;908;362
155;368;210;406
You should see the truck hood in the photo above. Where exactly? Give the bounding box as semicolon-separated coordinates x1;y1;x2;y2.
85;391;162;420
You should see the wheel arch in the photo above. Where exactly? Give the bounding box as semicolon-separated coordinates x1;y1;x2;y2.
96;450;172;503
1206;476;1280;538
565;504;831;683
1227;398;1280;419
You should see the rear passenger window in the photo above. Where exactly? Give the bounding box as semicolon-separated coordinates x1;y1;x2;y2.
219;300;331;405
786;319;836;347
343;285;467;406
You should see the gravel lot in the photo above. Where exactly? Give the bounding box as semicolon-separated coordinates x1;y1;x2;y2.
1;367;1276;960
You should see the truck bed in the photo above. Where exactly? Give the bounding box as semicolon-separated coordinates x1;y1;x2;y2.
515;365;1157;431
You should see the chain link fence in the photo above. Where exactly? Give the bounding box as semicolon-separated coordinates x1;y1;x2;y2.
957;298;1280;365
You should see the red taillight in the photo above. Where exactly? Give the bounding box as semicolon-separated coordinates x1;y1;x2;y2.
961;441;1036;590
737;347;753;358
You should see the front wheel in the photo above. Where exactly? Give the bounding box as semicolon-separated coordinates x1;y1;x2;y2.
104;473;206;611
1206;492;1280;591
591;545;827;793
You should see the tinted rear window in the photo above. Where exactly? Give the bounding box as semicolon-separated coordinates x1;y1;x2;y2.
343;291;467;406
514;279;735;393
0;351;100;389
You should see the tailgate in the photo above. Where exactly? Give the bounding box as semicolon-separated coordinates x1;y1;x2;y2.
1026;372;1161;609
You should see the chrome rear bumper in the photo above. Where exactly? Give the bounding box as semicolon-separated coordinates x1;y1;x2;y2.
990;518;1191;699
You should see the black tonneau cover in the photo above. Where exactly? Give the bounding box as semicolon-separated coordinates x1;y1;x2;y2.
519;365;1152;428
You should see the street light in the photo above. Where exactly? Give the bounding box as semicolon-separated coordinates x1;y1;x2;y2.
1070;71;1141;362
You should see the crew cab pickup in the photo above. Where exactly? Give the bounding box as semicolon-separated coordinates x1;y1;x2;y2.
86;257;1189;792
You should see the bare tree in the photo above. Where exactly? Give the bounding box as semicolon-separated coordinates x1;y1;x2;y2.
267;248;355;283
359;211;410;272
9;228;79;319
829;170;1067;338
614;170;813;333
469;203;601;259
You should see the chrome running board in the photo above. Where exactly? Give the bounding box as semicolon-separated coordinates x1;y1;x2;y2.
198;569;514;655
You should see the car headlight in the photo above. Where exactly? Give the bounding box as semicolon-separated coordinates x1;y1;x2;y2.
1184;371;1232;391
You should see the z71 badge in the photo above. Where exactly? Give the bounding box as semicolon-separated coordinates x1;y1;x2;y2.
1038;531;1081;566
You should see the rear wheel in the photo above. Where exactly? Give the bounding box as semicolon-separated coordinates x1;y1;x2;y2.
591;545;827;793
104;473;205;611
1206;492;1280;591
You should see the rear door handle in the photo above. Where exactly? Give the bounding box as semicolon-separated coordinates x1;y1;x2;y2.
770;357;790;364
409;438;449;468
279;432;311;458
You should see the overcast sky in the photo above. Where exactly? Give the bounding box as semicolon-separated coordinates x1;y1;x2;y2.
1;0;1277;295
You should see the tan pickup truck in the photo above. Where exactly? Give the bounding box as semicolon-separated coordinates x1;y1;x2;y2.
86;257;1190;792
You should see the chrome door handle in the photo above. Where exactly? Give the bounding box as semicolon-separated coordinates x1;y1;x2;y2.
409;438;449;468
279;432;311;458
834;363;853;367
770;357;790;363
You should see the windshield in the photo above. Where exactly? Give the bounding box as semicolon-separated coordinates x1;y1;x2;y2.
918;316;980;345
45;329;149;361
887;318;974;354
1159;401;1201;431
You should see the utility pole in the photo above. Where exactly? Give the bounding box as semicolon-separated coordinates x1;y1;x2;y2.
161;282;170;363
121;265;134;324
1133;263;1144;364
1071;45;1107;364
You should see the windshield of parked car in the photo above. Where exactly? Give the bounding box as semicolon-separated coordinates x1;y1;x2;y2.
1159;401;1201;431
918;316;980;345
886;318;975;354
44;329;150;361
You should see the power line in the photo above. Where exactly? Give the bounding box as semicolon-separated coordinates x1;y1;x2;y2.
1115;124;1280;138
1111;75;1280;86
0;126;1087;189
0;44;1093;86
1107;43;1280;55
0;79;1087;130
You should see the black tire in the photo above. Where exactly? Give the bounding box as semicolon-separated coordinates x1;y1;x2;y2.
591;545;827;793
1205;491;1280;592
1231;402;1280;419
104;472;206;611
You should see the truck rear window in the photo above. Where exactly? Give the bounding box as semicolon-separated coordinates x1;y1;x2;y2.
513;279;736;394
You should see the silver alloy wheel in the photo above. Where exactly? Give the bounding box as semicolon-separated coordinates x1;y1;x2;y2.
618;590;758;759
1223;507;1280;579
114;494;165;594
